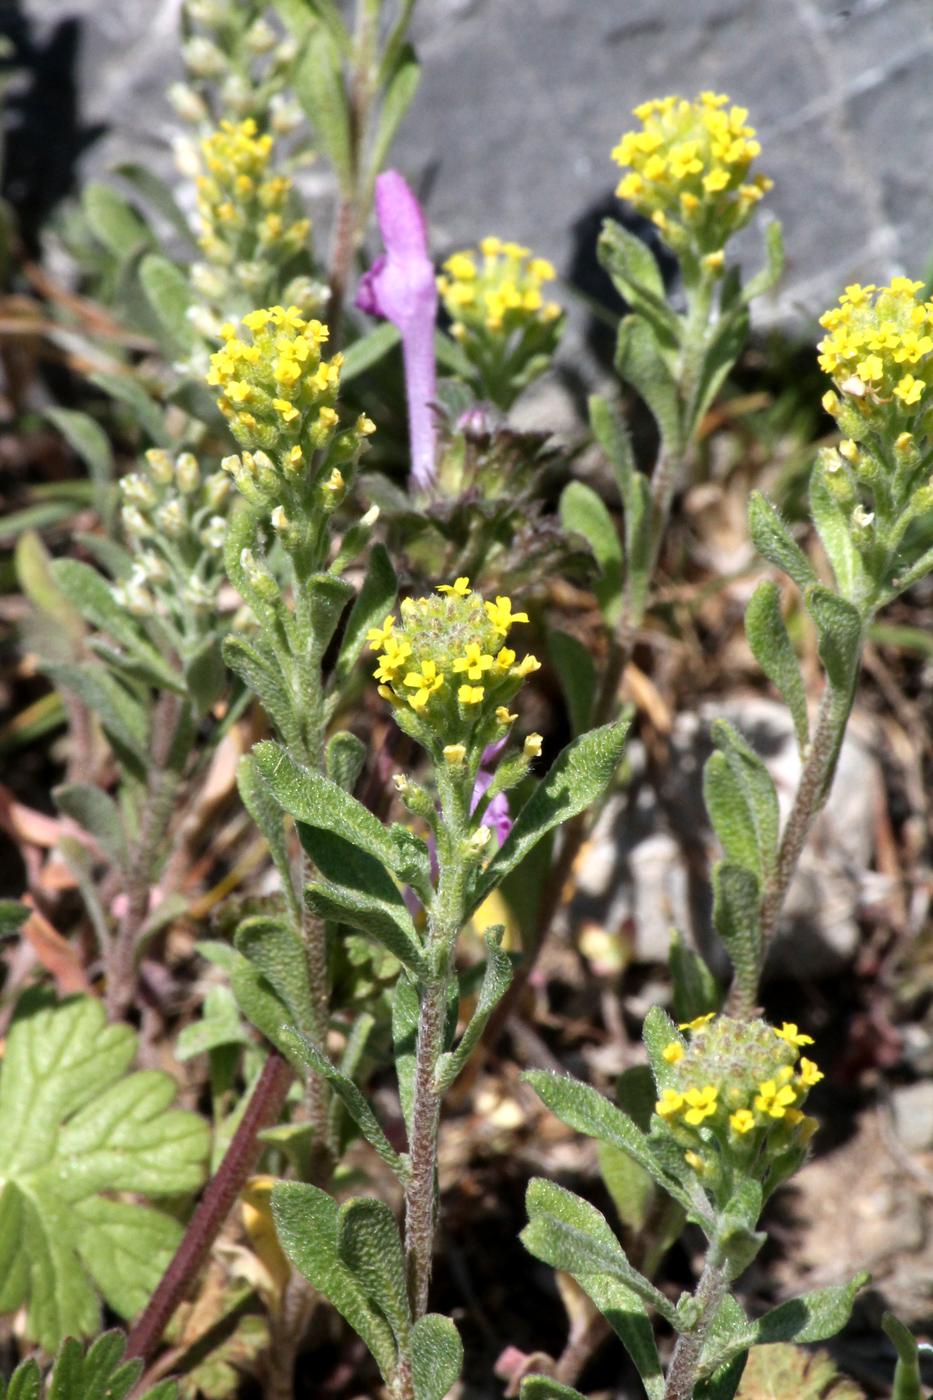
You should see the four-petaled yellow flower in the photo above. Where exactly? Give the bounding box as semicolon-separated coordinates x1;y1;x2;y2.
438;577;472;597
730;1109;756;1134
683;1085;718;1126
367;615;395;651
485;596;530;635
404;660;445;710
656;1089;684;1119
754;1079;797;1119
774;1022;814;1047
458;684;485;705
797;1057;824;1087
453;643;495;681
373;637;412;681
662;1041;684;1064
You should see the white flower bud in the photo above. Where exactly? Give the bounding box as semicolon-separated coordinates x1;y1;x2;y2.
200;516;227;551
172;134;202;179
175;452;200;494
183;36;226;77
119;473;157;510
269;94;303;135
246;17;277;53
190;262;228;300
121;505;152;539
145;448;174;484
220;72;253;116
167;82;208;123
204;472;231;508
157;499;187;539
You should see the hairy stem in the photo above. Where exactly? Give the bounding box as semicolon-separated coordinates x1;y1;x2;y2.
403;974;448;1319
125;1051;293;1364
663;1256;727;1400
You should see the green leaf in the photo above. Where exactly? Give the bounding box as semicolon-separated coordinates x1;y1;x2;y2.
669;928;719;1026
804;585;863;696
711;861;761;1003
253;741;402;877
307;573;355;652
520;1382;588;1400
615;314;682;452
704;1272;869;1375
692;305;749;431
704;719;779;882
695;1355;747;1400
273;0;349;50
88;371;170;447
0;901;28;937
641;1005;685;1089
333;543;397;691
340;323;402;381
51;559;183;692
237;754;300;925
589;392;637;502
883;1312;923;1400
560;481;624;624
411;1313;463;1400
54;783;129;873
435;931;513;1093
15;529;85;644
337;1199;410;1346
598;219;679;348
547;629;596;737
44;408;114;505
809;457;866;601
183;635;225;716
5;1358;41;1400
280;1028;408;1180
745;581;809;752
31;1330;174;1400
216;945;307;1071
523;1070;700;1221
473;719;629;911
369;44;420;179
224;635;300;751
293;26;352;189
748;492;818;593
302;828;428;977
83;183;153;259
741;220;785;305
235;916;313;1035
0;992;208;1351
138;255;195;352
114;163;197;251
326;730;367;792
47;662;148;771
521;1178;678;1328
272;1182;398;1381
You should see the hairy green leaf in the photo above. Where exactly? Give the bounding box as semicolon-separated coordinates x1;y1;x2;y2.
748;492;818;593
711;861;761;1002
369;44;420;178
520;1381;588;1400
54;783;129;874
804;586;863;696
293;27;352;188
705;718;779;883
0;993;208;1351
138;255;195;352
560;481;624;624
83;184;153;259
669;928;720;1026
272;1183;398;1380
615;314;682;451
883;1312;923;1400
333;543;397;691
473;719;629;911
411;1313;463;1400
745;581;809;751
435;931;513;1093
547;629;596;737
337;1199;410;1346
51;559;182;692
598;219;679;349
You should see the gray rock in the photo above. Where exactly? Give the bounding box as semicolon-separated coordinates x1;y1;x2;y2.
890;1080;933;1153
17;0;933;337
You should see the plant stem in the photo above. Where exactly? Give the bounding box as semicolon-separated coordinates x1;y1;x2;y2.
125;1051;293;1364
663;1256;727;1400
727;666;861;1017
403;973;448;1319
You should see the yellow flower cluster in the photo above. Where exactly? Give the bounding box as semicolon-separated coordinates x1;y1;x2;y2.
655;1014;821;1172
207;305;350;454
612;92;772;254
368;578;540;745
196;118;309;265
818;278;933;419
437;237;562;337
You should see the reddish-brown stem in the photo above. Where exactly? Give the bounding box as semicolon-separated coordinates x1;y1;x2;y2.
125;1051;293;1365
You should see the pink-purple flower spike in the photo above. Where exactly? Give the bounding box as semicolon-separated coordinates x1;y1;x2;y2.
356;170;438;491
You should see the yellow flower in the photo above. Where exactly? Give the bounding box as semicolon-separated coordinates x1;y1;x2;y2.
773;1022;814;1048
443;744;467;765
895;373;925;405
438;577;471;597
367;615;395;651
730;1109;756;1134
797;1057;824;1087
754;1079;797;1118
404;661;445;710
438;239;561;341
453;643;495;681
496;706;517;724
485;595;529;634
495;647;516;669
656;1088;684;1119
679;1012;716;1031
458;684;485;705
515;654;541;677
523;733;543;758
683;1085;718;1126
373;637;412;682
662;1041;684;1065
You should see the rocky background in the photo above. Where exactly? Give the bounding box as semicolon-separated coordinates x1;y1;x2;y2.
7;0;933;335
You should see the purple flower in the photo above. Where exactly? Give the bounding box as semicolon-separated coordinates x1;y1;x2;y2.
356;170;438;491
471;738;513;847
